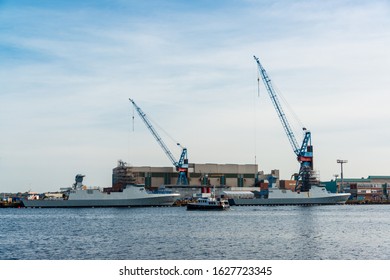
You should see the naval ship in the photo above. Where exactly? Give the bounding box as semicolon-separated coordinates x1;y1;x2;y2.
22;174;180;208
225;185;350;206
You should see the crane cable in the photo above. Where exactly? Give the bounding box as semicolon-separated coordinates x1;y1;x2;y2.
132;107;183;152
132;106;135;132
254;65;260;167
272;81;305;138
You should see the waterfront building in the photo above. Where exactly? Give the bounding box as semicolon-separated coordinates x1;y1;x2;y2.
112;160;279;198
322;176;390;202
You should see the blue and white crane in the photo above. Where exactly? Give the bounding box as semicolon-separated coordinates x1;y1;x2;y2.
253;56;314;192
129;98;189;185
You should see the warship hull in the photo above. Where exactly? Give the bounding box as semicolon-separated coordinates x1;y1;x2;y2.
227;186;350;206
22;184;179;208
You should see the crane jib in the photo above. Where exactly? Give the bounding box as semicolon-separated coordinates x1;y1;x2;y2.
253;56;301;155
129;98;189;185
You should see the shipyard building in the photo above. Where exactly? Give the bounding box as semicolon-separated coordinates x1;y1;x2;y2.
112;160;279;198
322;176;390;202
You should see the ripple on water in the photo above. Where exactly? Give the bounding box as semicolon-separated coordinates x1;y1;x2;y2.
1;205;390;259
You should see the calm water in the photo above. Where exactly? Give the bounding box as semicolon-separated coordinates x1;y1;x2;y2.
1;205;389;260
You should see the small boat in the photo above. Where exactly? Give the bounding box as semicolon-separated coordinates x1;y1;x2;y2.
186;196;230;211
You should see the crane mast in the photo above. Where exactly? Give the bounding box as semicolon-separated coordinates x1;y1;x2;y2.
253;56;315;192
129;99;189;185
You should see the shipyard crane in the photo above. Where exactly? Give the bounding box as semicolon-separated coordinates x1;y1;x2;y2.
129;98;189;185
253;55;315;192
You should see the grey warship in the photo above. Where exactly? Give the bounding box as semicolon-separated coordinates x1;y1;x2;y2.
22;174;179;208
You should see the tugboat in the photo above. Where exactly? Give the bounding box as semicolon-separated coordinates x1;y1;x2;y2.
186;190;230;211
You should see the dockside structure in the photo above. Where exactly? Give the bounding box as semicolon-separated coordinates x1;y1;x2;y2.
322;176;390;202
112;161;279;192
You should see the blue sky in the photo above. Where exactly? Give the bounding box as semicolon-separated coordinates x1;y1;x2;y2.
1;0;389;192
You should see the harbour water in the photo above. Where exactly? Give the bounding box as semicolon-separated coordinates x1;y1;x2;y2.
1;205;389;260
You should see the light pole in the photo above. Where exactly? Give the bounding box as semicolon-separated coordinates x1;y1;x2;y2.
337;160;348;193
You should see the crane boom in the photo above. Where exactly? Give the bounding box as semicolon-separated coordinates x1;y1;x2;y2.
254;56;300;155
129;99;189;185
253;56;315;192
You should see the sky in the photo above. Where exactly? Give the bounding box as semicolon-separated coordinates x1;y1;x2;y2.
1;0;389;193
